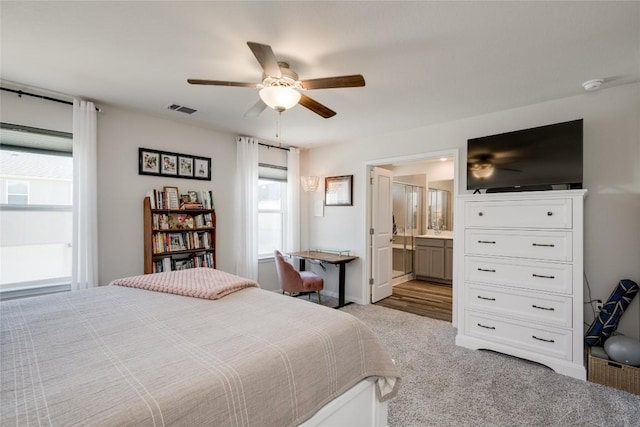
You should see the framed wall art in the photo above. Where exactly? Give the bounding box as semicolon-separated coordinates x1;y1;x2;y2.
139;147;211;181
161;154;177;175
178;156;194;177
325;175;353;206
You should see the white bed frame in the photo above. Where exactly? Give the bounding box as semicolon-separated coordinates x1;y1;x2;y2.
301;379;388;427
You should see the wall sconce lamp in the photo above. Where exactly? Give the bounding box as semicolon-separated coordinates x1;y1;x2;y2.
301;176;320;192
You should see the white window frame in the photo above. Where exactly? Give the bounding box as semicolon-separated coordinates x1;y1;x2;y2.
0;123;73;297
6;179;30;204
257;178;287;259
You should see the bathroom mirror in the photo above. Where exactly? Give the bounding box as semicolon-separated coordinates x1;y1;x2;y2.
428;182;453;231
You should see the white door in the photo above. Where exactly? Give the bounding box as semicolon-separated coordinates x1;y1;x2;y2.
371;166;393;302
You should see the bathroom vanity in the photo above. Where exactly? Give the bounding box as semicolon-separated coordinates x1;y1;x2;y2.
414;234;453;284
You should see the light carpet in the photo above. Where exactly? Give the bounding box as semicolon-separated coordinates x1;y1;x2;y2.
340;304;640;427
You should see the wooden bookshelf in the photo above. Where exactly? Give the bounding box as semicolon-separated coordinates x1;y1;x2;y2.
143;196;216;274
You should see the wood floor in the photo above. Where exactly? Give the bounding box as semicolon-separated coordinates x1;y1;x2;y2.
375;280;453;322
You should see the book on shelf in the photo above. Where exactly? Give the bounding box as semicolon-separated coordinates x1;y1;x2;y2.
152;252;214;273
152;231;213;254
149;188;214;211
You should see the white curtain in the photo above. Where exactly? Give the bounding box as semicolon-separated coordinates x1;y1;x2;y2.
285;147;301;253
71;100;98;291
235;136;259;280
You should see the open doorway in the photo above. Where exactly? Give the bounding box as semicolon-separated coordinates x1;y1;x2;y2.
366;149;459;324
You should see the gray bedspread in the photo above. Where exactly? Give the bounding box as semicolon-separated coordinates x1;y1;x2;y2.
1;285;400;426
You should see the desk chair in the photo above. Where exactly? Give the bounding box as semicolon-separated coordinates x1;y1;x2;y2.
274;250;323;305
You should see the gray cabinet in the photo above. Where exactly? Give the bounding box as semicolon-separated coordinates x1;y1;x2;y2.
415;237;452;284
445;240;453;281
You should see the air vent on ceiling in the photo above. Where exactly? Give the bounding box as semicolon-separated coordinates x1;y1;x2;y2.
167;104;197;115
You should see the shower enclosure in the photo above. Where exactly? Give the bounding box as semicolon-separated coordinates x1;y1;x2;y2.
392;182;424;280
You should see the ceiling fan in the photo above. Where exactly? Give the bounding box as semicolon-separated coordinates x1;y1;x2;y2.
188;41;365;119
467;153;522;179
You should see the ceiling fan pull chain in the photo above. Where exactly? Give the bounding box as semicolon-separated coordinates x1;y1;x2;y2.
277;111;284;147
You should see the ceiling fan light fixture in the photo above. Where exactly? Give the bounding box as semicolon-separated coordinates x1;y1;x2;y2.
259;86;301;112
470;162;495;179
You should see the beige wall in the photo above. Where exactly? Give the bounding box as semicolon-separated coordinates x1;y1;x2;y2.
96;106;238;285
304;83;640;339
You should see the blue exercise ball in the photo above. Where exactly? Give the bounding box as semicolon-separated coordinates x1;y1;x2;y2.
604;335;640;366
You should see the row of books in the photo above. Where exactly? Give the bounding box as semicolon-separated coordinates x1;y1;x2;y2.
152;212;214;230
152;231;213;254
152;253;215;273
146;188;215;210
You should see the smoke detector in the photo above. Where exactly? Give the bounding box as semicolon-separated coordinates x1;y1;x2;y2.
582;79;604;91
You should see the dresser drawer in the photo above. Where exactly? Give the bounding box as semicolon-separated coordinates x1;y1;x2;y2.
465;198;572;229
465;311;572;360
465;229;572;261
465;283;572;328
465;256;573;294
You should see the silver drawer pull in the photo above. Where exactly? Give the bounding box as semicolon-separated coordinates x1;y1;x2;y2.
532;273;555;279
532;335;555;343
547;211;553;216
532;304;555;311
478;240;496;244
477;323;495;330
477;296;496;301
478;268;496;273
532;243;555;247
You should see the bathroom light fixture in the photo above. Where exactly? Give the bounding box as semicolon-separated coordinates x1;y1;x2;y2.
259;86;301;112
300;176;320;192
582;79;604;92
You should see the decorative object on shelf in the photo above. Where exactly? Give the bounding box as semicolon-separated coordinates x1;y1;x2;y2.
301;176;320;192
325;175;353;206
163;186;180;210
138;147;211;181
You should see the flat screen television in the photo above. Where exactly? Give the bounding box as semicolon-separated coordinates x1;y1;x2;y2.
467;119;583;192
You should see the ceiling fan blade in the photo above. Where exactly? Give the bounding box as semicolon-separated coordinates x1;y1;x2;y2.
299;94;336;119
246;41;282;78
300;74;365;90
244;99;268;118
188;79;258;88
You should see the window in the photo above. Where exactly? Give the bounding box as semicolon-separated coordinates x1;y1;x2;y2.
257;144;289;259
7;180;29;204
0;123;73;292
258;179;286;258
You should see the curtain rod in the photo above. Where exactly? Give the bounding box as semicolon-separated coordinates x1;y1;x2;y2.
1;87;100;111
258;141;290;152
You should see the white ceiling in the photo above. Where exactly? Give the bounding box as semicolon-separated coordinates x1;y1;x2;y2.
1;1;638;148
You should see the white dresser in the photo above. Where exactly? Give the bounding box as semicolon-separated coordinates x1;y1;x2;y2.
455;189;587;380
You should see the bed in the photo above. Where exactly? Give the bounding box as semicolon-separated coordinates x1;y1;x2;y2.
0;268;400;426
